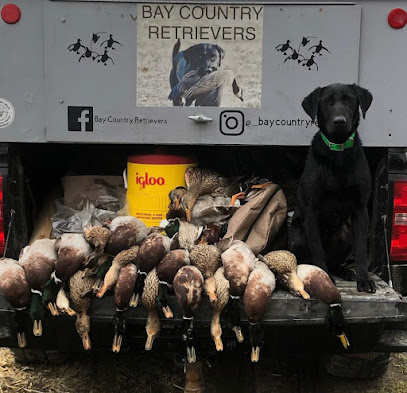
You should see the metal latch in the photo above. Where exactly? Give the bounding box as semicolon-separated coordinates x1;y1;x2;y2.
188;114;213;123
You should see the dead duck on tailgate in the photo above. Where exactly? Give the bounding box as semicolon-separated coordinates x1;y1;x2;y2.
210;267;230;352
112;263;138;353
83;225;111;272
163;218;204;251
42;234;92;317
167;186;187;221
106;216;148;256
0;258;31;348
173;265;204;364
141;268;161;351
296;264;350;349
189;244;222;303
18;239;58;336
221;240;257;343
197;223;223;245
69;271;97;351
156;249;190;319
133;233;171;307
180;166;242;222
243;261;276;363
96;246;139;298
262;250;310;299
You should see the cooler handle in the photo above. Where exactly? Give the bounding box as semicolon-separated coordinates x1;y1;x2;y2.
123;168;128;190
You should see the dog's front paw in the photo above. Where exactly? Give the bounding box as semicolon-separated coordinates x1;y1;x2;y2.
357;279;376;293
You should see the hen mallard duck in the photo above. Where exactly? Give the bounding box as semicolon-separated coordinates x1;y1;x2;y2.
261;250;310;299
180;167;242;222
221;240;257;343
0;258;31;348
210;267;230;351
243;261;276;362
96;246;139;298
69;270;97;350
133;233;171;306
166;186;187;221
83;226;111;270
141;268;161;351
18;239;58;336
112;263;138;353
106;216;148;256
296;264;349;349
42;234;92;317
156;249;190;318
190;244;221;303
173;265;204;363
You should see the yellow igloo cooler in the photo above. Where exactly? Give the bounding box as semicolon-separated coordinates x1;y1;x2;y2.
126;154;196;227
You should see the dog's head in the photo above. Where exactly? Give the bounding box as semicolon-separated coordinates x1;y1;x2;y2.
302;83;373;144
183;43;225;74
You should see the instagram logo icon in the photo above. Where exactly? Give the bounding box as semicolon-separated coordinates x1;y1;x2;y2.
220;111;245;135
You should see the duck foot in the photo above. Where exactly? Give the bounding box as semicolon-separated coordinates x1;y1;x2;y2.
162;306;173;319
47;302;59;316
232;326;244;343
230;192;246;207
17;332;27;348
214;336;223;352
61;307;76;316
186;346;196;364
251;346;260;363
112;334;122;353
33;320;42;337
129;292;139;307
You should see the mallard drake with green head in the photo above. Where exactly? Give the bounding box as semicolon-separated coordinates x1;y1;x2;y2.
173;265;204;364
112;263;138;353
243;261;276;362
106;216;148;256
0;258;31;348
296;264;350;349
156;249;190;318
18;239;58;336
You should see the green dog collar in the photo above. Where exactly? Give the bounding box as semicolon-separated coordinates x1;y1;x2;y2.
321;131;356;151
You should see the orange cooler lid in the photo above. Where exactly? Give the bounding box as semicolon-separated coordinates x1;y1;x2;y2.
128;154;196;165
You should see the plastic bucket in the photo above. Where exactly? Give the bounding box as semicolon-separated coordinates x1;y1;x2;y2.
126;154;196;227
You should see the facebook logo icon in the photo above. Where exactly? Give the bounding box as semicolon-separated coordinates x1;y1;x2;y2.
68;106;94;132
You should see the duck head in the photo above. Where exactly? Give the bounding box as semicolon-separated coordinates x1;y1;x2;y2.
325;304;350;349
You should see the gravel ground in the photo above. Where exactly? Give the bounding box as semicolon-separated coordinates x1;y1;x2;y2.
1;348;407;393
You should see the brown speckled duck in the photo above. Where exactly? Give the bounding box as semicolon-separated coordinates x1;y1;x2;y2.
166;186;187;221
18;239;58;336
181;167;241;222
106;216;148;256
0;258;31;348
69;270;97;351
156;249;190;318
243;261;276;362
133;233;171;305
210;267;230;351
262;250;310;299
83;226;111;270
96;245;139;298
190;244;222;303
173;265;204;363
296;264;349;349
112;263;138;353
141;268;161;351
221;240;257;343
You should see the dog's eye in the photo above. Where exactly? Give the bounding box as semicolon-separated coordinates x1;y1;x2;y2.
326;98;334;106
211;56;217;61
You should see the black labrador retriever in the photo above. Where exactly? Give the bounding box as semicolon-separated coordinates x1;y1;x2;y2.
288;83;376;293
170;39;225;106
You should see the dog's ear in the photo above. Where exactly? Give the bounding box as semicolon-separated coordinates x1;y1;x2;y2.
302;87;322;121
215;45;225;67
183;45;200;63
351;84;373;119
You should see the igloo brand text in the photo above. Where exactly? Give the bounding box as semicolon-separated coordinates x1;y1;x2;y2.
135;173;165;188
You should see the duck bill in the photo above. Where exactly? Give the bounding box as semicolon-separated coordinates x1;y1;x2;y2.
47;302;59;316
214;336;223;352
112;334;122;353
129;292;139;308
174;199;180;209
337;333;350;349
185;208;192;222
204;277;218;303
17;332;27;348
251;346;260;363
162;306;173;319
299;289;310;300
96;282;109;298
232;326;244;343
33;320;42;337
82;333;92;351
186;346;196;364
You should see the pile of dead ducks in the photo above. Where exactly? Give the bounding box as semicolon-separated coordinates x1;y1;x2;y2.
0;166;350;363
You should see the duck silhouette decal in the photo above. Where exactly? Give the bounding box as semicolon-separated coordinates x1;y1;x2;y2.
67;33;123;66
275;37;330;71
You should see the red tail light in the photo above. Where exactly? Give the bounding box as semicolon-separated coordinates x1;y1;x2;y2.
390;180;407;261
